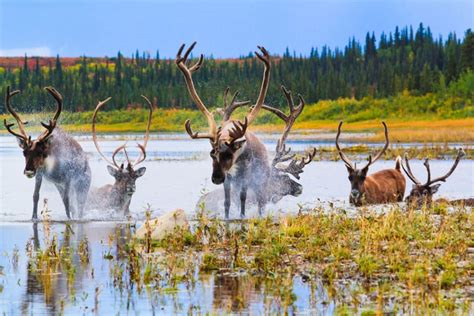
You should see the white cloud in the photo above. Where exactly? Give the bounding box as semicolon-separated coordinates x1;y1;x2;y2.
0;46;52;57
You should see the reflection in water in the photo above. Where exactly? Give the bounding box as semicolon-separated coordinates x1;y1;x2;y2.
2;222;322;314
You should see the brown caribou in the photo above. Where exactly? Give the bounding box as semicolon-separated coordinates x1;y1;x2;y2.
176;42;270;218
3;86;91;219
401;148;472;207
87;96;152;215
336;121;405;206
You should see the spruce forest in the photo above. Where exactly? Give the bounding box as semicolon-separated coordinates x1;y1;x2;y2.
0;24;472;114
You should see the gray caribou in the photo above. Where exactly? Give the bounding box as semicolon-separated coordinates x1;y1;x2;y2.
176;42;271;218
87;96;152;215
4;86;91;219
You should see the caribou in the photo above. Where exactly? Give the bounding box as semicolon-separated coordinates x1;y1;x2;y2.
176;42;271;218
3;86;91;219
336;121;405;206
87;96;152;215
262;85;316;203
195;86;315;212
401;148;472;206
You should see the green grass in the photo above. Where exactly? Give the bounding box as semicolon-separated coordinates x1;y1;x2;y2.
1;80;473;142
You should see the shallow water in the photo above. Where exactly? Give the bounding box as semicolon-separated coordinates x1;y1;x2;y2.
0;222;336;315
0;134;473;221
1;133;473;314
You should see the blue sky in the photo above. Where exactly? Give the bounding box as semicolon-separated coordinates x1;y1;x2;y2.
0;0;472;58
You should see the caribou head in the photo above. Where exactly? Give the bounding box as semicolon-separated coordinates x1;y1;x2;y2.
402;148;465;206
176;42;271;185
4;86;62;178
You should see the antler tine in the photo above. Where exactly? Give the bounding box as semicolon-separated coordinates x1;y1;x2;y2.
363;121;389;170
221;87;251;122
228;117;248;141
4;86;28;141
131;95;153;166
335;121;355;170
3;120;27;140
184;119;215;140
423;158;431;184
401;153;422;185
246;46;271;125
277;148;316;180
92;97;117;166
176;42;217;142
427;148;465;185
112;144;127;169
44;87;63;122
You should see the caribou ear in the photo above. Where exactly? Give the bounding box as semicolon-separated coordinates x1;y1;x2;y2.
135;167;146;178
430;183;441;194
107;165;118;177
17;138;27;149
230;139;246;151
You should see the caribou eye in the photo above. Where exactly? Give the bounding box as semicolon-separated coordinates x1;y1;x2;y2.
210;149;216;158
348;175;353;181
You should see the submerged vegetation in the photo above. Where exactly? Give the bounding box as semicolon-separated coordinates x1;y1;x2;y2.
5;203;472;314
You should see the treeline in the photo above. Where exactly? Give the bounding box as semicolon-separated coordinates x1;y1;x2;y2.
0;24;473;113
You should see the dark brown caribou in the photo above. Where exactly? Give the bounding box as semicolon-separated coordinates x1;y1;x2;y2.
3;86;91;219
176;42;271;218
336;121;405;206
87;96;152;215
401;148;472;207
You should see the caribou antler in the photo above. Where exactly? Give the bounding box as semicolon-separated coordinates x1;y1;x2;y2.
131;95;153;166
91;97;118;167
263;85;315;176
92;96;153;168
276;148;316;180
361;122;389;170
218;87;251;122
176;42;217;142
336;121;389;170
401;153;422;185
3;86;29;142
425;148;465;185
335;121;355;170
37;87;63;142
4;86;62;144
226;117;248;145
246;46;271;125
402;148;465;186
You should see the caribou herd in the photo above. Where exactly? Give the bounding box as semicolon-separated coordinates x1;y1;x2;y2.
3;43;471;220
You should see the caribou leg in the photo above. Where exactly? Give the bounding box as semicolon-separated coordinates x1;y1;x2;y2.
240;185;248;218
32;174;43;220
75;171;91;218
57;181;72;219
224;178;231;219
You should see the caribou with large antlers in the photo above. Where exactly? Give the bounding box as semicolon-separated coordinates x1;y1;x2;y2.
3;86;91;219
402;148;471;206
336;122;405;206
87;96;152;215
262;85;316;203
176;42;271;218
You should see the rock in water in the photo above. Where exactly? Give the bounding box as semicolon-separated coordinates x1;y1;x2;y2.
135;209;189;240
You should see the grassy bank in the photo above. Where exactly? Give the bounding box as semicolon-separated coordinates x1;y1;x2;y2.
21;203;473;314
1;90;473;143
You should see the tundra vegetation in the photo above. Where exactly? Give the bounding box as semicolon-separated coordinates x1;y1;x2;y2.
7;203;473;314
